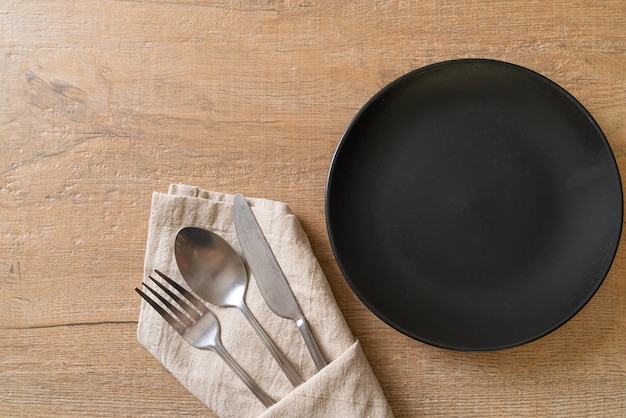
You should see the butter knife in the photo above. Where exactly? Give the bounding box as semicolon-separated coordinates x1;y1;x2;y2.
233;193;327;371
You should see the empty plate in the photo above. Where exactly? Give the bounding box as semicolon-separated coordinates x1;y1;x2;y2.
326;59;622;351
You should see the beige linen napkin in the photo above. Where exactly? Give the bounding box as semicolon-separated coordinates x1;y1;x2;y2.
137;184;393;417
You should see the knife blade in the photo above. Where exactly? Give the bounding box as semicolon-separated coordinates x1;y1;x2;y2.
233;193;327;371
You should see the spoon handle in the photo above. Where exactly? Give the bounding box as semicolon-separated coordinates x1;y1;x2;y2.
213;342;275;408
237;302;305;387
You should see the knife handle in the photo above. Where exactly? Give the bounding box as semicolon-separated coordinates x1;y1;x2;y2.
296;315;328;371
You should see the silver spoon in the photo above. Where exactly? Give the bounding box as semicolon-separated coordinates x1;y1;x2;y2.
174;226;304;387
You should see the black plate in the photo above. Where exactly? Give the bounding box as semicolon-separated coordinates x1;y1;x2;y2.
326;59;622;351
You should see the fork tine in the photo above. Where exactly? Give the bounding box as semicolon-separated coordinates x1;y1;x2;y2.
141;282;195;328
154;269;208;314
148;275;201;321
135;287;186;335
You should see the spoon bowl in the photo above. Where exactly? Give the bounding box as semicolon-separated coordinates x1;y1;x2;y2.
175;227;245;307
175;226;304;387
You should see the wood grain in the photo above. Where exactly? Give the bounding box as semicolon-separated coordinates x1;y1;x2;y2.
1;1;625;416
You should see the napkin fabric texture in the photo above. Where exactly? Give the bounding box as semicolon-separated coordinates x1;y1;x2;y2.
137;184;393;417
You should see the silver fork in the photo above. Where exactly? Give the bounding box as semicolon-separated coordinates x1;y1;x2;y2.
135;270;275;408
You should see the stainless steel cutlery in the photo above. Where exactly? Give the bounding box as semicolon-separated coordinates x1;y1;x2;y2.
135;270;275;407
234;193;327;370
136;194;326;404
174;226;304;387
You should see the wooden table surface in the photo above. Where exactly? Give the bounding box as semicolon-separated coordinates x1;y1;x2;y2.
2;1;625;416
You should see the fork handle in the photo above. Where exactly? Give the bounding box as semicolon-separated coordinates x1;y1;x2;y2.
237;301;305;387
213;342;275;408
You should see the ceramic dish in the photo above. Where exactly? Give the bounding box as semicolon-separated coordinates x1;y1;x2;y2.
326;59;622;351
